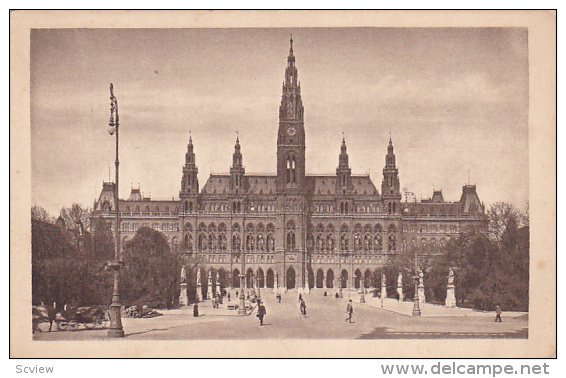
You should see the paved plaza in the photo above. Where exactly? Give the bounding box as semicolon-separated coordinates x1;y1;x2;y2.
33;289;527;340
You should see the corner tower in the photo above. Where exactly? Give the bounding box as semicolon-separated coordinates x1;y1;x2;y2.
230;136;245;195
276;37;306;194
180;134;199;205
381;137;401;214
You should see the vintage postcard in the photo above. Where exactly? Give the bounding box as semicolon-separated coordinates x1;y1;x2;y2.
10;10;556;358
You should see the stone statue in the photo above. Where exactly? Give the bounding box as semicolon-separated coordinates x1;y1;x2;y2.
418;269;424;286
196;268;201;286
448;268;455;285
397;272;403;287
180;265;187;283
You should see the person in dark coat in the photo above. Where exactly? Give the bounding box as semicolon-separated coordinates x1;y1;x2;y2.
257;301;266;326
276;292;282;303
227;292;231;302
345;299;353;323
300;298;307;318
495;303;502;322
298;293;302;303
193;303;199;317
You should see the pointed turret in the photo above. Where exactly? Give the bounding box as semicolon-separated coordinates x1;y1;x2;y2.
336;135;352;195
381;136;401;214
230;134;245;194
180;133;199;207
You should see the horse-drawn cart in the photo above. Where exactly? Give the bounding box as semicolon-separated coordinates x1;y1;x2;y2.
56;306;108;331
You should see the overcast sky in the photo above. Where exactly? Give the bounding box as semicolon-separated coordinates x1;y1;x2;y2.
31;28;528;215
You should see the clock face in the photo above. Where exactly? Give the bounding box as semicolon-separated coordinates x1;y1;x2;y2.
287;127;296;136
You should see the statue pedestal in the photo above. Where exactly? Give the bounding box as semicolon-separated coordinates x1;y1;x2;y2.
445;284;456;308
195;284;202;303
418;285;426;304
304;285;310;294
397;285;404;302
381;285;387;299
179;283;188;307
273;285;279;294
360;291;365;303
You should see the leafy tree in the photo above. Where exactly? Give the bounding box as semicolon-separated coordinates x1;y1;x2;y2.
32;217;113;307
121;227;182;308
89;217;115;262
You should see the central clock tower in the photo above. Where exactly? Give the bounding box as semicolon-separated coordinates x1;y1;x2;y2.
276;37;306;195
275;38;308;292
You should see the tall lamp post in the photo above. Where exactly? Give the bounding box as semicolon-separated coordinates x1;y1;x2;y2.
238;241;246;315
107;83;125;337
404;190;421;317
412;248;421;317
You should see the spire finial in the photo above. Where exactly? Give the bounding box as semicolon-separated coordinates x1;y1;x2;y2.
289;34;294;55
189;130;192;143
236;130;239;143
389;131;392;144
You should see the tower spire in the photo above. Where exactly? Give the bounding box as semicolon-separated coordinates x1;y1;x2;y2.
289;34;293;56
180;133;199;197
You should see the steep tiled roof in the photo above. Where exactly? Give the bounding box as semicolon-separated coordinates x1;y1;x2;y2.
201;175;230;195
308;175;336;195
246;175;276;195
351;175;379;196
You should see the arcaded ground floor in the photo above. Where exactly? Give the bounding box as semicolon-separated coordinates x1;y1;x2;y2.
33;289;527;342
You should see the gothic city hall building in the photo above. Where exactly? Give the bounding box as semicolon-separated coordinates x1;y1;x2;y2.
92;39;488;292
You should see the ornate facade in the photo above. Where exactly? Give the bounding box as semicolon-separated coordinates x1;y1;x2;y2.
91;38;487;292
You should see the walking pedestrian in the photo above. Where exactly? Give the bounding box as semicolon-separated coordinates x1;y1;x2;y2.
300;298;307;318
299;293;302;303
257;301;266;326
495;303;502;322
276;292;282;303
345;299;353;323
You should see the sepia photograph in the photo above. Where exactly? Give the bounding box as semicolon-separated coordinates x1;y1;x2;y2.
10;10;556;358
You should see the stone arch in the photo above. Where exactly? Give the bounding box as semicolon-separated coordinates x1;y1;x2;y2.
372;269;380;288
232;269;241;288
246;268;254;288
316;269;324;288
308;267;315;289
257;268;265;288
266;268;274;288
354;269;362;289
364;269;372;288
326;269;334;288
341;269;349;289
286;267;296;289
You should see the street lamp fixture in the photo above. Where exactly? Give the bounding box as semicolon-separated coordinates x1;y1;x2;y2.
238;246;246;315
107;83;125;337
412;248;421;317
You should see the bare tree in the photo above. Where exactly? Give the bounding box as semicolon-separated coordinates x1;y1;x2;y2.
487;202;529;242
59;203;91;232
31;205;53;223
